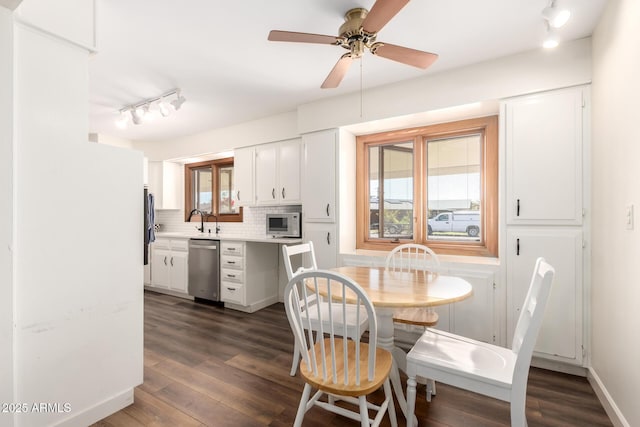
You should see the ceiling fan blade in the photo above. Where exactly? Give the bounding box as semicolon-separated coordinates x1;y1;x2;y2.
321;55;353;88
361;0;410;34
268;30;340;45
373;42;438;69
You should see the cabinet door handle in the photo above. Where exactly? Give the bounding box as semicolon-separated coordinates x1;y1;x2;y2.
282;187;285;199
163;256;167;266
517;199;520;216
170;257;174;266
272;188;276;199
327;232;331;245
237;191;240;201
516;238;520;256
326;203;330;216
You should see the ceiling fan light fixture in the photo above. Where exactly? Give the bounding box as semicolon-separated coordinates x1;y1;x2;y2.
542;1;570;28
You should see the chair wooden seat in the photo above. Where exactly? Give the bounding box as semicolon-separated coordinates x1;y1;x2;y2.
392;307;439;327
301;338;393;397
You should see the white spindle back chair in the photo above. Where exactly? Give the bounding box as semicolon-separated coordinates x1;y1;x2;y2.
284;270;397;427
405;257;555;427
282;242;368;376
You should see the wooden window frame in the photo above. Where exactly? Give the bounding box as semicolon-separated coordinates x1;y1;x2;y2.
356;116;498;257
184;157;243;223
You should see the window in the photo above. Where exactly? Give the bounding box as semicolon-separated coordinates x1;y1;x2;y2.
356;116;498;256
184;157;243;223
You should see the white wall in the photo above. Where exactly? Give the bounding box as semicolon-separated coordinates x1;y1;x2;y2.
134;110;299;161
9;1;143;426
297;37;592;134
94;133;134;149
591;1;640;426
0;6;14;426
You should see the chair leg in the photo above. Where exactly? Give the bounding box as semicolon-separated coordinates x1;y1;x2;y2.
293;383;312;427
290;340;300;376
383;378;398;427
510;394;528;427
426;379;436;402
358;396;369;427
406;376;417;427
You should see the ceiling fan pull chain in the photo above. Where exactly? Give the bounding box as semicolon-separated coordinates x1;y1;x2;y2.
360;54;364;117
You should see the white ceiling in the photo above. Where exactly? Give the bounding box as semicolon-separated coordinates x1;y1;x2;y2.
88;0;607;143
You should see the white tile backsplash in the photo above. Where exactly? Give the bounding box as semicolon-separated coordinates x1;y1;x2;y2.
155;205;301;236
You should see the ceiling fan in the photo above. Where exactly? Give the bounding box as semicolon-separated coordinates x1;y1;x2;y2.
268;0;438;89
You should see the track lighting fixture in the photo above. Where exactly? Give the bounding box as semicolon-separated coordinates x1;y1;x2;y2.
115;89;186;129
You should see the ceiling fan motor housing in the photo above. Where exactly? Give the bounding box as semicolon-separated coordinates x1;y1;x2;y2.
339;8;377;57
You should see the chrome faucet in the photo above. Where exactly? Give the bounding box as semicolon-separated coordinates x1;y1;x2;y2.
187;208;205;233
212;214;220;235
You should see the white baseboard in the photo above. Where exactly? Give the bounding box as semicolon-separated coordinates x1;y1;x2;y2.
587;367;630;427
53;388;134;427
530;356;587;376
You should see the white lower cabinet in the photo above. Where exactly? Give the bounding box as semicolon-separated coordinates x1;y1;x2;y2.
393;268;496;349
220;241;279;312
303;223;338;269
150;238;189;294
439;269;496;344
506;228;584;365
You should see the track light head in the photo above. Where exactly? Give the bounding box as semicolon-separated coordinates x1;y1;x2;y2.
171;90;186;110
158;99;171;117
130;108;143;125
543;27;559;49
115;111;129;129
542;2;570;28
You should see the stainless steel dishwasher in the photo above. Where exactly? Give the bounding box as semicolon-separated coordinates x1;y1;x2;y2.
188;239;220;302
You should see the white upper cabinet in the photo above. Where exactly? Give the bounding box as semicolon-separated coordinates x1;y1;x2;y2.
278;139;302;203
505;86;585;225
147;161;183;210
234;146;255;206
302;129;336;222
255;139;301;206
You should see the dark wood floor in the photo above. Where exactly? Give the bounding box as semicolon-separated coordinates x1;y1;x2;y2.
93;291;612;427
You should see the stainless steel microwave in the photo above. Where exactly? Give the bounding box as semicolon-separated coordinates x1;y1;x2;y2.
266;212;301;238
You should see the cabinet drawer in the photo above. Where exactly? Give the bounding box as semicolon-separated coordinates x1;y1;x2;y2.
221;282;245;305
170;239;189;251
154;239;171;250
221;268;244;283
221;254;243;269
222;241;244;256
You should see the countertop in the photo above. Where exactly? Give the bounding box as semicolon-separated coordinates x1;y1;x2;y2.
154;231;302;245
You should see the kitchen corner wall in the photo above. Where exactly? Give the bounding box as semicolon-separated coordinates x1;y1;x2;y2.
7;2;143;427
591;1;640;426
155;205;301;235
0;6;14;422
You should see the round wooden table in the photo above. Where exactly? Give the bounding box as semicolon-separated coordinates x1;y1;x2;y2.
330;266;473;421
